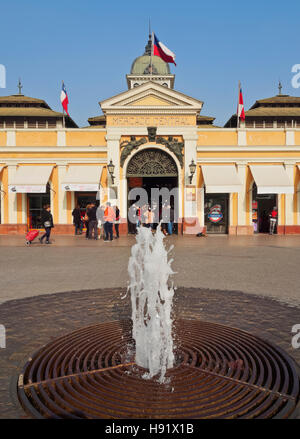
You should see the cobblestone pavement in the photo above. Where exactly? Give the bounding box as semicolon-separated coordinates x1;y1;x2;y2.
0;234;300;306
0;234;300;418
0;287;299;419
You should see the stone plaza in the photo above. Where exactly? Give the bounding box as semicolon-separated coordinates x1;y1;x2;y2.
0;234;299;418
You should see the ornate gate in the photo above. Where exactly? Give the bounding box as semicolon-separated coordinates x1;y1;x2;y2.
126;148;178;177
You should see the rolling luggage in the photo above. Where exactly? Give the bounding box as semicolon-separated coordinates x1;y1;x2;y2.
25;230;39;246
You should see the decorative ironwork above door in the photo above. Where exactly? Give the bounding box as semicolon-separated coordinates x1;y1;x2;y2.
126;148;178;177
120;129;184;168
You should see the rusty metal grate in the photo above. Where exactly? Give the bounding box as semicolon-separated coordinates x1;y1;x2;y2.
17;319;300;419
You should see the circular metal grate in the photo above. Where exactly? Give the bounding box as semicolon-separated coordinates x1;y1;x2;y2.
17;319;300;419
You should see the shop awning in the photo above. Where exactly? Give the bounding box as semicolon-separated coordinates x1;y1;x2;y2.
201;165;242;193
8;165;53;193
250;165;293;194
62;165;103;191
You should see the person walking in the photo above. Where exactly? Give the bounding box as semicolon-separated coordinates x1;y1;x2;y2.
96;204;105;239
84;203;91;239
144;207;154;230
87;202;98;240
104;202;116;241
161;201;169;236
269;206;278;235
72;204;82;235
39;204;54;244
114;205;120;239
168;204;174;235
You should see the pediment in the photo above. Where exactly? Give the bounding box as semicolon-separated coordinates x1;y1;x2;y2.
100;82;203;113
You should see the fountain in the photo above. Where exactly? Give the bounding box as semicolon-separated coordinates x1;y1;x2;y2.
17;226;300;418
127;226;174;382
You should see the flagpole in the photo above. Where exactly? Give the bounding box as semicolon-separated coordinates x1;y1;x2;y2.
151;31;153;75
237;81;240;129
62;80;65;129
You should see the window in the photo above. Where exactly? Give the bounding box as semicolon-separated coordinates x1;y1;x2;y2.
28;185;51;229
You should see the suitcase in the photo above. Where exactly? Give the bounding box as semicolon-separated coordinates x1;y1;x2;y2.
25;230;39;246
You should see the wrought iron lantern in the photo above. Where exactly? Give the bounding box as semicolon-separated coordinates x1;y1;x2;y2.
188;159;196;184
107;160;115;184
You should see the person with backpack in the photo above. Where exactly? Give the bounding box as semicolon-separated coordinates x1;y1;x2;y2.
72;204;82;235
87;202;98;240
39;204;54;244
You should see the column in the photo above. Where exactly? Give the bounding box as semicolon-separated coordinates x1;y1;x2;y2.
183;131;199;233
285;162;295;227
106;132;121;205
57;164;68;224
237;163;247;228
7;164;18;224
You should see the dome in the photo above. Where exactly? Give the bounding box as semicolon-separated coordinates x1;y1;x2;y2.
130;55;170;75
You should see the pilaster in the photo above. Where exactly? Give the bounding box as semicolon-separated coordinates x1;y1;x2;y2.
7;164;18;223
285;162;295;225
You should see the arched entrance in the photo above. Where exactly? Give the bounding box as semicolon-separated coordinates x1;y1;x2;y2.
126;148;179;233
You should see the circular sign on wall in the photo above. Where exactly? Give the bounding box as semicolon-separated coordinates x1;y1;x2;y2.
208;204;223;223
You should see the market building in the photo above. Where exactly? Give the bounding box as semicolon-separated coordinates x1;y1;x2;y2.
1;38;300;235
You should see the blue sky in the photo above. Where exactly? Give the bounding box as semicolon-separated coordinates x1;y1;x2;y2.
1;0;300;127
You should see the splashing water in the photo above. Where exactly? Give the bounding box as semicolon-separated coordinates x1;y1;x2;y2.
127;225;175;383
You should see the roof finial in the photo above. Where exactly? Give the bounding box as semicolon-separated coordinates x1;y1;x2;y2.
17;78;23;95
278;80;282;95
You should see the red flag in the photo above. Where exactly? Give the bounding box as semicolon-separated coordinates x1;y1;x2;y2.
60;81;69;116
237;84;245;122
153;33;176;66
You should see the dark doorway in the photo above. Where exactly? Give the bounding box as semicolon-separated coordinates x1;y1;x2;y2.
27;185;51;229
252;183;277;233
127;176;178;234
204;193;229;234
126;148;179;235
75;192;97;219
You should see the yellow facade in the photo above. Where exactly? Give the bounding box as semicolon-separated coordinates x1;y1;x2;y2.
1;80;300;236
66;131;106;146
198;131;238;146
16;131;57;147
246;131;286;146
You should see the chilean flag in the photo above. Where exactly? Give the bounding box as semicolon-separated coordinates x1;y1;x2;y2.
60;81;69;115
237;84;245;123
153;33;176;66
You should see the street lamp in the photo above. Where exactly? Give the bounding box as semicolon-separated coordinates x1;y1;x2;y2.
188;159;196;184
107;159;115;185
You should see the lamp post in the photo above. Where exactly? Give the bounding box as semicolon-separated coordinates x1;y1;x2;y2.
188;159;196;184
107;160;115;185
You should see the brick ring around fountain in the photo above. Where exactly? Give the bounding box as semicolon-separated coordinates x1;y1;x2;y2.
17;319;300;419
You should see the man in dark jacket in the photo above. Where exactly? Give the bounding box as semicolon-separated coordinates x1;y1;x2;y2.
87;202;98;240
39;204;54;244
72;205;82;235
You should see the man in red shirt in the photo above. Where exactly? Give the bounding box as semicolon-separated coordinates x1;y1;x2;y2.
103;202;116;241
269;206;278;235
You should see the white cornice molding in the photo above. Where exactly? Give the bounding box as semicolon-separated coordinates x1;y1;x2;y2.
197;158;300;164
100;81;203;111
0;146;107;152
197;145;300;151
2;158;108;165
105;109;198;115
